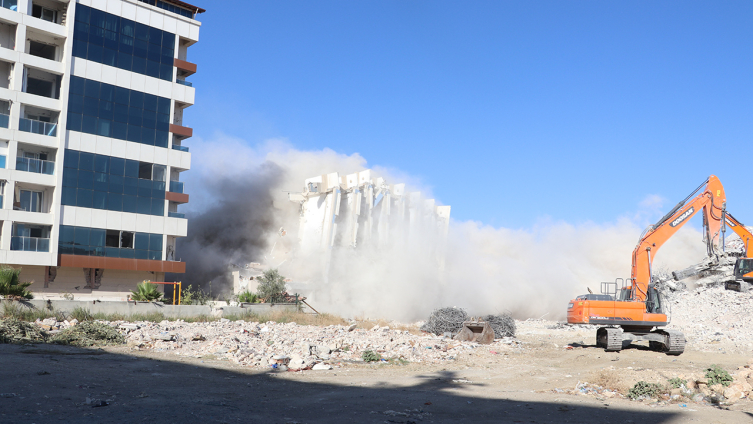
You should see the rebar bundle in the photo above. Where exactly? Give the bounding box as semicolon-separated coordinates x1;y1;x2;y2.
482;314;516;338
420;307;469;335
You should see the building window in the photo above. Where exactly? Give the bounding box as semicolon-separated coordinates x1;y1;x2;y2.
32;4;57;23
59;225;162;260
67;76;171;148
11;223;50;252
18;189;42;212
61;149;166;217
72;4;175;81
29;40;56;60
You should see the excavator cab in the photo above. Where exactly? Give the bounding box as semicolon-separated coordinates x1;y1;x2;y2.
725;258;753;292
645;285;663;314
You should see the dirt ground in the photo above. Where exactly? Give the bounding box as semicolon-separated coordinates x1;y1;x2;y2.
2;321;752;424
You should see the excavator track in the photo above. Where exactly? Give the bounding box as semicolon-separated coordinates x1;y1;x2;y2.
660;330;686;355
597;327;623;352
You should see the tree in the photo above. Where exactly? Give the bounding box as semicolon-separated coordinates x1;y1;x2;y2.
0;266;33;300
257;269;286;303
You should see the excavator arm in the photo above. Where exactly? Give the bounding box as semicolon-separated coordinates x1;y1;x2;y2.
630;176;726;301
723;211;753;258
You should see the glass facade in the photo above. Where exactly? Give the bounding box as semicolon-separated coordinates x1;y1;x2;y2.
67;76;171;148
61;149;166;217
59;224;163;260
73;4;175;81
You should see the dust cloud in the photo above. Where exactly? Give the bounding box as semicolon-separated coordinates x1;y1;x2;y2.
176;133;707;320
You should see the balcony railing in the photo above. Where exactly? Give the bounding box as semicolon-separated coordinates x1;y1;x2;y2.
0;154;5;168
171;144;189;152
16;156;54;175
168;211;185;219
0;113;9;129
11;236;50;252
0;0;17;11
169;180;184;194
176;79;193;87
19;118;57;137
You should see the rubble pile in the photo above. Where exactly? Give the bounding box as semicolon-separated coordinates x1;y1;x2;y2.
117;319;522;370
0;317;48;343
482;314;516;338
420;307;468;336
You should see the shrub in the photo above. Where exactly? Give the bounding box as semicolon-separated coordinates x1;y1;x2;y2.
238;291;258;303
0;317;48;343
51;321;125;347
668;377;687;389
362;350;382;362
257;269;286;303
0;266;33;300
627;381;662;400
130;281;162;302
181;284;210;305
71;307;93;322
705;365;733;387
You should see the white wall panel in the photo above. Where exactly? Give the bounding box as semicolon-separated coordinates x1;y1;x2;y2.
135;6;150;25
66;131;81;150
135;213;150;232
130;73;145;92
91;209;108;228
116;68;131;88
120;1;137;20
139;145;154;163
144;76;159;96
75;208;92;227
101;65;117;85
105;0;122;15
149;12;164;30
106;210;122;229
95;136;112;156
121;212;136;231
71;58;87;78
125;140;140;160
110;138;126;158
150;216;164;234
84;61;102;81
79;133;97;153
61;206;76;226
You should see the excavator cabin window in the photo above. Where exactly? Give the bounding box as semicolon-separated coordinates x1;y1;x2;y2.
735;258;753;277
645;286;663;314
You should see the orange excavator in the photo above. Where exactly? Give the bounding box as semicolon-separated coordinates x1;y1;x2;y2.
721;211;753;292
567;175;750;355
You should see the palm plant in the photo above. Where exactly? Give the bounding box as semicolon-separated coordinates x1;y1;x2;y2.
0;266;33;300
130;281;162;302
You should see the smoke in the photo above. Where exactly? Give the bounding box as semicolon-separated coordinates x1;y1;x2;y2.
177;133;707;320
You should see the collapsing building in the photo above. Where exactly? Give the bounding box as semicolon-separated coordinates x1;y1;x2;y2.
287;170;450;279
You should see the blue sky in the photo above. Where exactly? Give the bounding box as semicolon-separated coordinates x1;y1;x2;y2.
184;1;753;228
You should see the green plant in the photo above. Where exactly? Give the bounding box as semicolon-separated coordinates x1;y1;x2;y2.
181;284;210;305
627;381;662;400
130;281;162;302
71;307;93;322
257;269;286;303
0;266;33;300
705;365;733;387
51;321;125;347
238;291;258;303
362;350;382;362
0;317;48;343
668;377;687;389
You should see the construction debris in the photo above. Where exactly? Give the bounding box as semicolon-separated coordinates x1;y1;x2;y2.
0;317;48;344
51;321;126;347
420;307;469;336
482;314;516;338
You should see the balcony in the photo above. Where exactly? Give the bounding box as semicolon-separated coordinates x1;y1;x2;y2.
19;118;57;136
169;123;193;139
0;113;8;128
174;59;196;77
0;154;5;168
11;236;49;252
168;211;185;219
169;180;184;194
176;79;193;87
171;144;189;152
0;0;17;12
16;156;54;175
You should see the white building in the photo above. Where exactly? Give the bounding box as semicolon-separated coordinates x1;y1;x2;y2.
0;0;203;299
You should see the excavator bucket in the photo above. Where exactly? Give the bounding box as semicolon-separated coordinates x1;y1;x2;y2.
454;321;495;344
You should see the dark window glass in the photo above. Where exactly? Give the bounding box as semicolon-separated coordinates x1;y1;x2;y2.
149;233;163;251
82;115;97;133
143;94;158;112
121;231;134;248
127;124;140;142
70;76;86;96
105;247;119;257
141;127;156;145
131;56;146;74
119;248;135;259
159;63;172;80
102;47;117;67
97;119;112;137
99;84;114;102
104;14;119;33
157;98;171;116
142;114;156;130
74;227;90;248
84;79;100;99
69;94;84;114
149;26;162;45
135;23;149;41
72;38;88;58
125;160;139;178
79;152;95;171
123;177;138;196
146;60;160;79
137;197;151;215
93;172;108;191
93;191;107;209
94;155;108;173
59;225;75;244
133;39;148;58
138;178;152;197
104;30;118;50
112;121;127;140
77;170;94;190
109;157;125;175
62;169;77;187
114;86;130;105
77;188;93;208
74;22;89;40
107;192;122;211
99;101;114;120
151;199;164;216
147;42;161;63
123;195;138;213
67;112;83;132
109;174;124;194
113;103;129;123
58;245;74;255
162;33;175;49
156;130;169;148
148;250;161;261
82;97;99;117
88;43;103;62
121;19;134;37
64;149;79;169
105;230;119;247
90;8;106;29
134;233;149;250
61;186;77;206
135;250;149;259
76;4;90;24
89;26;105;46
90;229;106;247
138;162;152;180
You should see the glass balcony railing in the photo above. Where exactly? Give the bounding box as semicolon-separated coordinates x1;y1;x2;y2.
171;144;189;152
0;195;3;208
11;236;50;252
176;79;193;87
0;154;5;168
169;180;184;194
168;211;185;219
16;156;54;175
0;113;9;129
19;118;57;137
0;0;17;11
